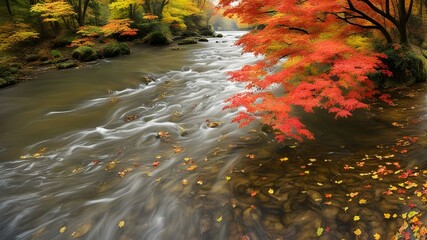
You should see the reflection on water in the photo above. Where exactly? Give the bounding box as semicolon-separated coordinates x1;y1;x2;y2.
0;32;427;240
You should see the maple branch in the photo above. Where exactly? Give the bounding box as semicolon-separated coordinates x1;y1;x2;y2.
276;24;309;34
357;0;399;28
332;13;378;30
344;1;394;43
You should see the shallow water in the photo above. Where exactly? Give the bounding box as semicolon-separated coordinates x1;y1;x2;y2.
0;32;426;240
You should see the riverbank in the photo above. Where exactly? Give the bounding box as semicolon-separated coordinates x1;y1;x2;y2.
0;30;224;89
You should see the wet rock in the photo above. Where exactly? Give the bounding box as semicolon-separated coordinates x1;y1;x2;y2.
306;189;323;203
242;207;262;226
57;61;79;70
178;38;198;45
198;38;209;42
322;206;340;220
25;54;39;62
141;75;156;84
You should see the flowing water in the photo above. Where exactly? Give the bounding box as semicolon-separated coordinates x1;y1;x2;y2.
1;32;427;240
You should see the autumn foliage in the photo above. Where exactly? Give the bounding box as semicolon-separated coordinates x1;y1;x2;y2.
219;0;399;141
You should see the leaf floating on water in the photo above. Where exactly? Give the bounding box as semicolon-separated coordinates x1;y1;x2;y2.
353;215;360;221
187;165;198;171
373;233;381;240
156;131;170;138
59;226;67;233
348;192;359;198
111;97;118;103
280;157;289;162
246;154;256;159
174;146;182;153
268;188;274;195
105;161;117;171
118;220;125;228
250;191;257;197
152;161;160;167
359;198;367;204
181;179;188;185
118;168;133;177
196;180;203;185
384;213;391;219
71;223;91;238
206;120;222;128
354;228;362;236
325;193;332;198
316;227;324;236
225;176;231;181
216;216;223;222
408;211;419;219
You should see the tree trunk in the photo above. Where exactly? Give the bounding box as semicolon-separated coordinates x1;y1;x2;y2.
398;0;410;45
5;0;13;16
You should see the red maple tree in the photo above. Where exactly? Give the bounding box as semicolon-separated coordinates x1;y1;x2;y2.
218;0;409;141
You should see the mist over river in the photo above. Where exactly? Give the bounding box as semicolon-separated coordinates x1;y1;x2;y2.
1;32;427;240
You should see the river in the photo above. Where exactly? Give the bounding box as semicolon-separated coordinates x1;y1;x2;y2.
0;32;427;240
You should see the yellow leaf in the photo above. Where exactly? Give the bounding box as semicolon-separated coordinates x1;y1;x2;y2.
225;176;231;181
384;213;391;219
118;220;125;228
359;199;367;204
393;214;398;218
373;233;381;240
216;216;223;222
59;226;67;233
354;215;360;221
268;188;274;194
316;227;324;236
280;157;289;162
354;228;362;236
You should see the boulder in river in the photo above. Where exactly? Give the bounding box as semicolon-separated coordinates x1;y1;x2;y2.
72;46;98;62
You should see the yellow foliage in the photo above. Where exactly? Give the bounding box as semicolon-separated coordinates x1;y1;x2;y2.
0;23;39;51
346;35;374;50
31;1;76;22
162;0;201;27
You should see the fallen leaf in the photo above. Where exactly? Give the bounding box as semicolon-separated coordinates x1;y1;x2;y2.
59;226;67;233
181;179;188;185
316;227;324;236
104;161;117;171
325;193;332;198
196;180;203;185
225;176;231;181
373;233;381;240
118;220;125;228
359;199;367;204
280;157;289;162
354;228;362;236
354;215;360;221
349;192;359;198
187;165;198;171
384;213;391;219
250;191;257;197
268;188;274;195
152;161;160;167
216;216;223;222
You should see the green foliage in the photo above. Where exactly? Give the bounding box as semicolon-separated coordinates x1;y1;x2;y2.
143;23;172;45
72;46;98;62
50;50;63;58
372;44;427;87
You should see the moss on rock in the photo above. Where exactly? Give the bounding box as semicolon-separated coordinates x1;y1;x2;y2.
72;46;98;62
102;42;131;58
